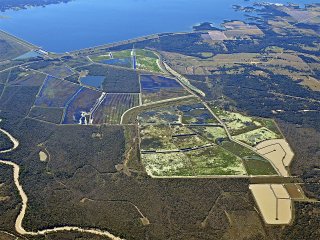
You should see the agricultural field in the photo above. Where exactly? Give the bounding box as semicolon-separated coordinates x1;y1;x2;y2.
5;67;46;87
62;87;103;124
90;49;163;73
35;76;81;108
222;21;264;39
26;59;74;79
76;64;140;93
92;93;139;124
140;74;190;103
29;106;64;124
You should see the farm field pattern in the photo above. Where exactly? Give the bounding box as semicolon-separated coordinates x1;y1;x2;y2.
2;44;288;178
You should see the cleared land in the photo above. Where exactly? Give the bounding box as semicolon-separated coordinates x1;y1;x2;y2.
255;139;295;177
27;60;74;79
5;67;46;87
0;30;35;61
76;64;140;93
233;127;281;146
90;49;163;73
93;93;139;124
35;76;81;108
62;87;102;124
250;184;292;225
140;74;189;104
138;100;276;177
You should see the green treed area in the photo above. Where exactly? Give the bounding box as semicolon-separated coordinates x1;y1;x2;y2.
0;131;13;151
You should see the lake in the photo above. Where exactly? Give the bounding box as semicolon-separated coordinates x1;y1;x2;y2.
0;0;315;53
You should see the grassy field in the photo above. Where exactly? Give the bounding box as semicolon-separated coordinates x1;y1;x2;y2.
6;67;46;87
221;141;277;175
212;107;282;140
233;127;281;146
136;97;278;177
186;145;247;176
91;49;163;73
190;126;228;143
141;144;247;177
140;125;178;151
141;152;194;176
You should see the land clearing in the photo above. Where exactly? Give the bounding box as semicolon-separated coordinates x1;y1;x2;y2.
90;49;163;73
26;60;74;79
250;184;292;225
138;101;276;177
255;139;294;177
39;151;48;162
140;74;190;104
93;93;140;124
35;76;81;108
62;87;103;124
233;127;281;146
284;184;305;200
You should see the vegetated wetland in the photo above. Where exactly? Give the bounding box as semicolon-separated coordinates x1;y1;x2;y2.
0;0;320;240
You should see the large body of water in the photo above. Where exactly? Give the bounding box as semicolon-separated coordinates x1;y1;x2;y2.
0;0;315;53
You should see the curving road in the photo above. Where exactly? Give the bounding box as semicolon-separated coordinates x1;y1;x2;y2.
0;128;124;240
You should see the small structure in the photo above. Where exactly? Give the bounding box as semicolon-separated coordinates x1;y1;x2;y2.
131;46;137;70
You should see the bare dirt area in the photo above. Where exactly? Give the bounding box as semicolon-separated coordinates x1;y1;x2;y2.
250;184;292;225
255;139;294;177
284;184;308;201
38;151;47;162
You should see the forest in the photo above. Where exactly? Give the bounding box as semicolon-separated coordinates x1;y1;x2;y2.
0;0;72;11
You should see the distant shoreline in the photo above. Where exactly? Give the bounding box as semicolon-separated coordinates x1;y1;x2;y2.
0;0;73;12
